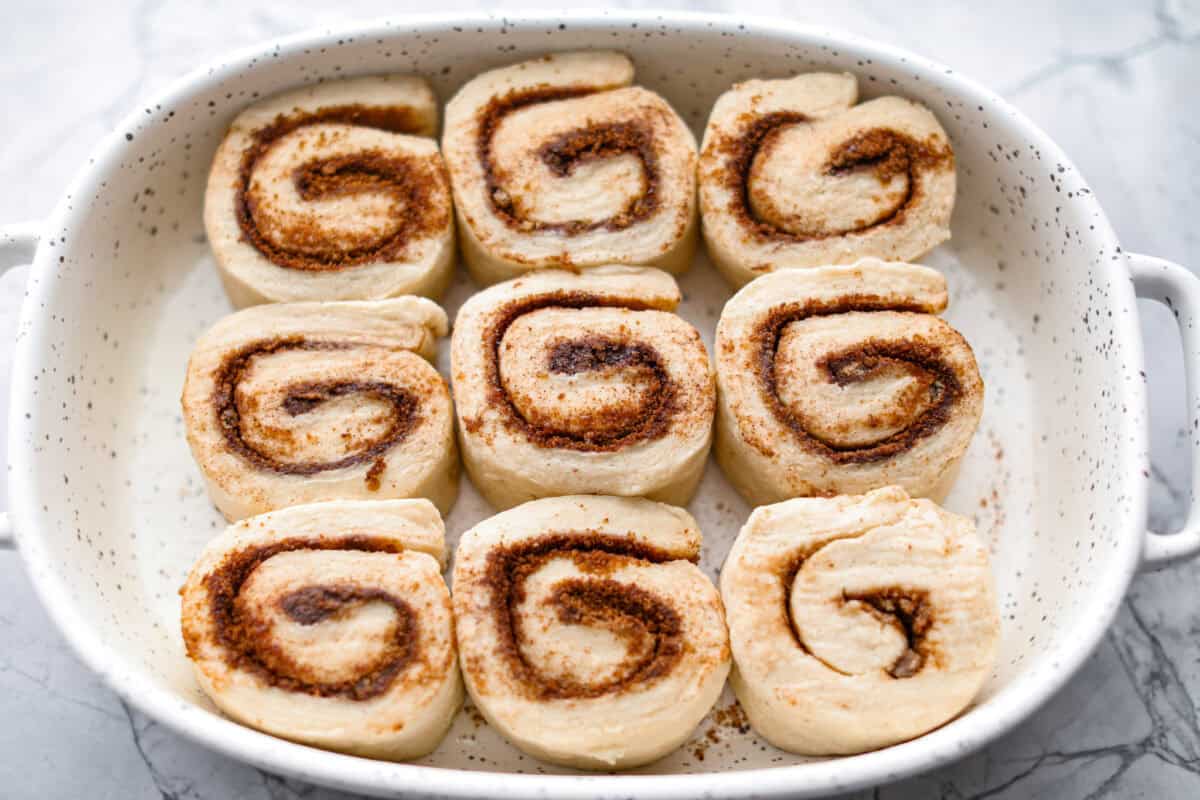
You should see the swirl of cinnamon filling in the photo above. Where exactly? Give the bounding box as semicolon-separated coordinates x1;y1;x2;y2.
204;75;456;306
714;259;983;506
720;486;1000;755
181;296;458;520
442;51;698;286
180;499;461;760
452;495;729;769
698;72;955;287
451;266;715;510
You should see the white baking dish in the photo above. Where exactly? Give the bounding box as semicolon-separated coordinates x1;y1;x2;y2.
3;10;1199;799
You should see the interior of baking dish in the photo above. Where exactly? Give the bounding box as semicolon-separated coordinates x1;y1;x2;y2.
12;13;1144;782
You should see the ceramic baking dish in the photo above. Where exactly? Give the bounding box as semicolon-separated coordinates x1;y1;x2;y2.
3;10;1199;799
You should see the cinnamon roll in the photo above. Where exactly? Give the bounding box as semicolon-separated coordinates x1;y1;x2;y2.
715;259;983;505
698;72;955;287
721;486;1000;755
205;76;456;307
180;499;462;760
452;495;730;769
442;51;698;286
181;296;458;520
450;266;715;510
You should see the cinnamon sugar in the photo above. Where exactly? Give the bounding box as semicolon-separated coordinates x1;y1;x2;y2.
843;588;935;678
717;111;952;241
234;105;449;271
194;536;420;700
718;110;809;241
476;86;662;235
780;547;937;679
751;296;963;464
474;531;694;700
481;292;680;452
691;702;751;762
364;457;387;491
211;337;419;475
533;121;660;233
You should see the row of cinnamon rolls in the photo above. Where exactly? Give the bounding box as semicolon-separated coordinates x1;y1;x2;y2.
180;259;982;519
181;489;997;767
203;51;954;303
180;49;999;770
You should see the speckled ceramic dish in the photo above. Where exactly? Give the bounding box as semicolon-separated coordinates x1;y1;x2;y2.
3;10;1199;799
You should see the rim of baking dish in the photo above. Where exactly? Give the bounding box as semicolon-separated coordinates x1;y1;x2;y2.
9;9;1148;799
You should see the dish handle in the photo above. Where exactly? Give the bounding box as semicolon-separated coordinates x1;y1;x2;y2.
1130;252;1200;570
0;220;40;547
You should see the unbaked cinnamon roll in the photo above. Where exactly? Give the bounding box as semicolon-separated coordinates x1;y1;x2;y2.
442;51;698;285
452;495;730;769
699;72;955;287
180;498;461;760
181;296;458;520
715;259;983;505
721;486;999;755
205;76;456;306
451;266;715;510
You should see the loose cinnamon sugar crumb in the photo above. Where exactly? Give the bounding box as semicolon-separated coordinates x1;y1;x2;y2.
465;704;486;728
364;457;387;491
975;429;1009;538
690;702;751;762
712;701;750;732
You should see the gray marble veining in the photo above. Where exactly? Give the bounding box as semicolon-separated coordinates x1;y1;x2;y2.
1;1;1198;797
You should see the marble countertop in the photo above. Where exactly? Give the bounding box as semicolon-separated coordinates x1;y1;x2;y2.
2;1;1199;797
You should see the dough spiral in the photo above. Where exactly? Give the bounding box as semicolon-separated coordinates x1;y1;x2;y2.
720;486;1000;755
715;259;983;505
205;75;456;306
699;72;955;287
452;495;730;769
182;296;457;520
442;51;698;285
180;499;462;760
450;266;715;510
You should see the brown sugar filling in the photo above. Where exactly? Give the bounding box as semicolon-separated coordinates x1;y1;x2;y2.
482;291;678;451
476;86;661;234
194;536;419;700
212;337;419;474
234;104;448;271
779;547;821;655
547;337;659;375
718;112;953;241
780;552;934;679
753;295;961;463
481;532;688;699
844;588;934;678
